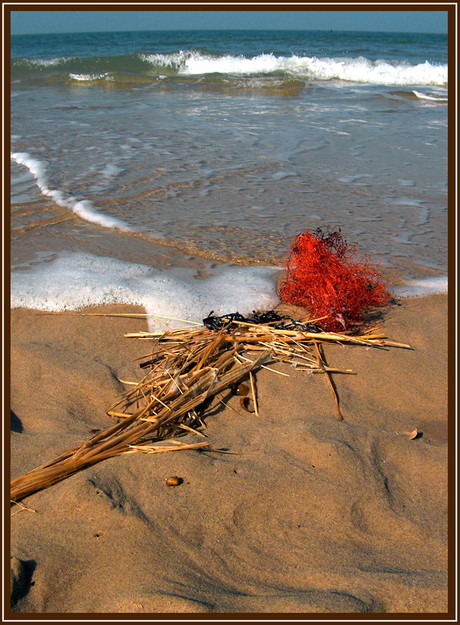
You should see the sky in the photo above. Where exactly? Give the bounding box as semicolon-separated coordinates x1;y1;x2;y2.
9;9;449;36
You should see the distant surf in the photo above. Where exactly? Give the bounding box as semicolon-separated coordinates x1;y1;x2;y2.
412;89;448;101
12;51;447;87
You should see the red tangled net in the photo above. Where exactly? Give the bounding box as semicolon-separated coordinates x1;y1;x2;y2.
279;227;391;332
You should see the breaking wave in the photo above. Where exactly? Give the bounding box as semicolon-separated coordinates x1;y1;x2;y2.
12;51;448;87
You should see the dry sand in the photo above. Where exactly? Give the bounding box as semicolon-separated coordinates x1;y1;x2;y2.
9;294;449;615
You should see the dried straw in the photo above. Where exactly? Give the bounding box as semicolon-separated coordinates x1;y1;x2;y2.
10;316;410;503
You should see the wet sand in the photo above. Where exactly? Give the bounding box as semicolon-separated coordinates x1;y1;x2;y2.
9;293;449;614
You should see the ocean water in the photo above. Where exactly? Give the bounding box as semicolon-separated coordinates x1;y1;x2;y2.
10;30;448;329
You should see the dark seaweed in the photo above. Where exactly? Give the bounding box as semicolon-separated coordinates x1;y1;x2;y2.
202;310;323;333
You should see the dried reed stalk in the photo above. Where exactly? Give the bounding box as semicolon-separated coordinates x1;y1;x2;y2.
10;317;410;503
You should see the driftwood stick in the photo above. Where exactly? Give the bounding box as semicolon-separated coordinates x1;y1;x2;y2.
313;340;343;421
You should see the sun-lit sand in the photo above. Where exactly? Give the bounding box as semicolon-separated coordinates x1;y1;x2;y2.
10;293;448;614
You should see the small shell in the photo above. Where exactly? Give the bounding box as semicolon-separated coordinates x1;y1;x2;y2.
240;397;255;413
235;383;249;396
165;476;182;487
396;428;421;440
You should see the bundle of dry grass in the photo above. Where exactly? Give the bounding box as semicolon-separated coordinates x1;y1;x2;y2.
10;313;410;504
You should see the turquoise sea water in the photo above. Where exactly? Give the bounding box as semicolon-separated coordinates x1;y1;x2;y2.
10;30;448;327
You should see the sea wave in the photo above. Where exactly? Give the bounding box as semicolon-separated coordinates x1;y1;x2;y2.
11;152;132;232
144;51;448;86
12;51;448;86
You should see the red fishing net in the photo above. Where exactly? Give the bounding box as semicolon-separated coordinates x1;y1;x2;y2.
279;227;391;332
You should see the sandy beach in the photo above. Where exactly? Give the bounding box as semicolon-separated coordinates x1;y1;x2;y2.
9;293;449;615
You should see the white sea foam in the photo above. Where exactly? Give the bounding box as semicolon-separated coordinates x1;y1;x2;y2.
69;72;111;81
412;90;448;101
11;152;132;232
28;57;69;67
297;57;447;86
183;53;285;76
393;275;448;297
10;252;281;331
142;51;447;86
